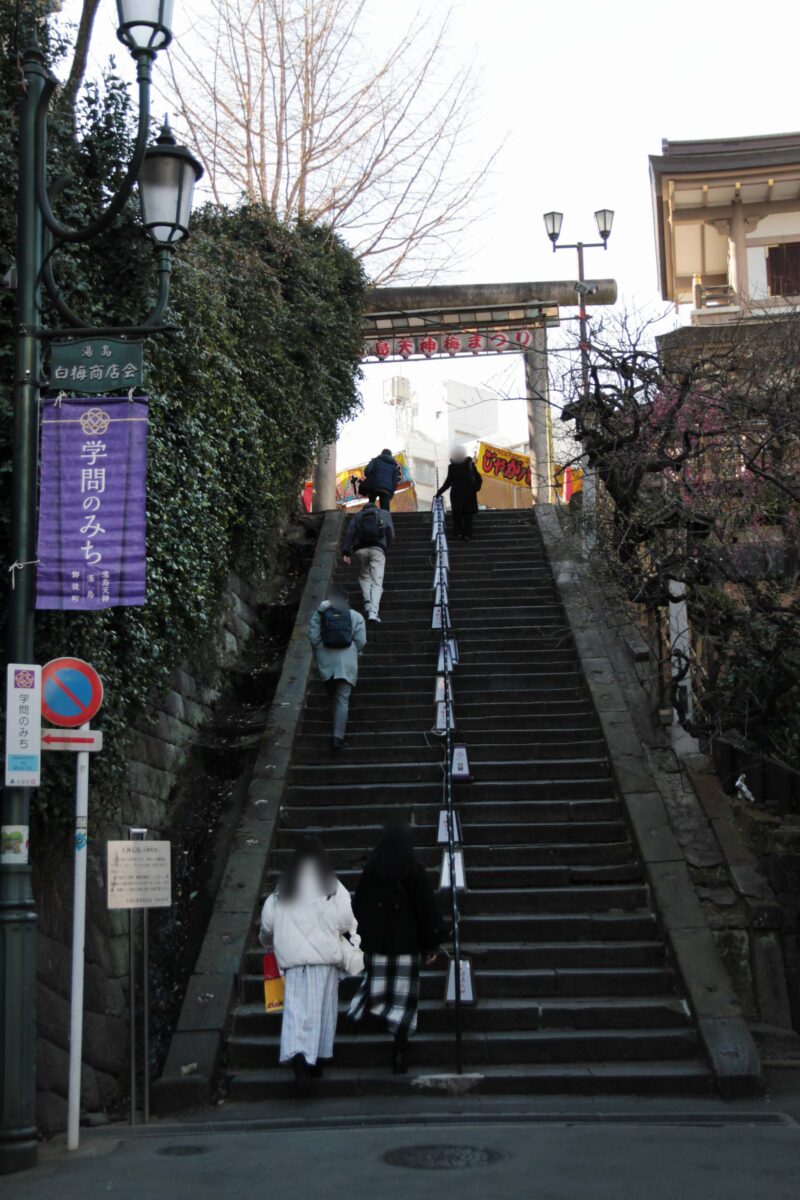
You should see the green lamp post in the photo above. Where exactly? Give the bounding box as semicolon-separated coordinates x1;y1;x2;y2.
1;0;202;1174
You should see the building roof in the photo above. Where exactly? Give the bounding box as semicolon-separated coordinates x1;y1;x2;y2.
649;133;800;301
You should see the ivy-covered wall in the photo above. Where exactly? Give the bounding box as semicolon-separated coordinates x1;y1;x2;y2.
0;4;366;829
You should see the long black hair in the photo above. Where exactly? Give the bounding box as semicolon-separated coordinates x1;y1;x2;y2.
365;820;420;883
278;835;336;901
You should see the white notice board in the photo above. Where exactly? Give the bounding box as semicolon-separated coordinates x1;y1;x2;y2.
107;840;172;909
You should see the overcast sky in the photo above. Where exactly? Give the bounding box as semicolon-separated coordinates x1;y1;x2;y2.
61;0;800;467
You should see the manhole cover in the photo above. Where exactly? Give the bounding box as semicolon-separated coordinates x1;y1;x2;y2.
156;1144;208;1157
383;1145;502;1171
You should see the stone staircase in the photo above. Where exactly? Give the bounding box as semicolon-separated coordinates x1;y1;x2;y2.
223;510;712;1097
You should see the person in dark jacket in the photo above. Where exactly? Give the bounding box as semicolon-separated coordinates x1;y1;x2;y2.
342;501;395;623
435;446;482;540
348;820;447;1073
363;448;402;510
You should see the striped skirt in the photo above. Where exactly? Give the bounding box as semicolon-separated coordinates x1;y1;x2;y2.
348;954;420;1038
280;964;339;1065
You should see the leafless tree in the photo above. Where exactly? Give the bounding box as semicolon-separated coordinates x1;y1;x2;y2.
163;0;496;282
554;307;800;764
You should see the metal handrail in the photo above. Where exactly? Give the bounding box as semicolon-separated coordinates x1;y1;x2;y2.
432;490;463;1074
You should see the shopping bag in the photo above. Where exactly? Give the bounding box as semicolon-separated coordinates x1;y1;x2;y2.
263;952;285;1013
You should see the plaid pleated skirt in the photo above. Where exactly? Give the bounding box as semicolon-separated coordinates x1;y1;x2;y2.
348;953;421;1037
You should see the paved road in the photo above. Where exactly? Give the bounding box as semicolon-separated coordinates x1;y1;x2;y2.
6;1076;800;1199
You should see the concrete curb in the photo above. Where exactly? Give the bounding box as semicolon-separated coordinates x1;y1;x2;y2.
535;505;763;1098
152;511;345;1113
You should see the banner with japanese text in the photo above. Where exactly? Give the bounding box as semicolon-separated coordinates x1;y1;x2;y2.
36;397;148;610
477;442;532;488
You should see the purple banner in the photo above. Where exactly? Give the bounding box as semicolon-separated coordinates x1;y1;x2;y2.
36;397;148;610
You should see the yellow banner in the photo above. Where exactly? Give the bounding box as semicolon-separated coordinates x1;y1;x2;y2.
477;442;531;488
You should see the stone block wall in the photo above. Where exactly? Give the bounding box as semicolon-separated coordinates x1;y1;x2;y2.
34;571;264;1134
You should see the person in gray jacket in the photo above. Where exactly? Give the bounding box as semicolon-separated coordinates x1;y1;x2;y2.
308;584;367;753
342;500;395;623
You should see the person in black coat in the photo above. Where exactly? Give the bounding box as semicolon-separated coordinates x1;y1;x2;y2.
435;446;482;540
348;821;448;1074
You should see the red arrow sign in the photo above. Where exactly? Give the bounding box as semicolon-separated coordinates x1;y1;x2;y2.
43;734;94;745
41;729;103;753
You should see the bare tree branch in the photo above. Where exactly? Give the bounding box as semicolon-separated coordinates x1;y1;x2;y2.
161;0;496;282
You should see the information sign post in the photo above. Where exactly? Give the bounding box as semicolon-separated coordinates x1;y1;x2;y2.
107;832;172;1126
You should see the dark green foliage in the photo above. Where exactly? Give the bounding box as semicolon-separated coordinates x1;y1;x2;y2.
1;3;366;824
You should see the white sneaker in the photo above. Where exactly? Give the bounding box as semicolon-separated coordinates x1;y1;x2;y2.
368;612;382;623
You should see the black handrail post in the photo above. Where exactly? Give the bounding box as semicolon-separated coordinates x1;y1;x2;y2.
433;491;463;1075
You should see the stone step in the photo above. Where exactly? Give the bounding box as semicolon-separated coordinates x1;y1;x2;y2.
267;840;637;870
224;1059;712;1100
298;723;602;741
241;936;666;974
293;737;609;763
284;778;617;806
262;861;643;893
290;757;610;786
457;911;657;941
277;820;631;849
237;964;676;1012
295;732;607;755
347;675;590;696
233;994;689;1035
356;651;582;671
281;799;622;831
304;690;591;714
227;1026;699;1070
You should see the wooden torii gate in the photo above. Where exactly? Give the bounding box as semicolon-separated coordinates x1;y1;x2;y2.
312;278;617;510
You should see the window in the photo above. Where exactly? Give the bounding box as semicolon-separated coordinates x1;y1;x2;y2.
413;459;435;487
766;243;800;297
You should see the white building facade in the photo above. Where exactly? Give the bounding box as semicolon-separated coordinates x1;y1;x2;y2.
384;376;529;508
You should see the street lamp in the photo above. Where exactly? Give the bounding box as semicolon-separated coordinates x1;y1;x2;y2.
544;210;563;246
1;7;200;1176
139;121;204;245
542;207;614;552
116;0;175;54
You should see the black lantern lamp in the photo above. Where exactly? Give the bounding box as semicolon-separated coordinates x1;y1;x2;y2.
139;120;204;246
116;0;175;57
594;208;614;245
543;210;564;249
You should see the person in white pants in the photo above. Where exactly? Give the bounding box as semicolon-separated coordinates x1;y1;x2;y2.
342;501;394;622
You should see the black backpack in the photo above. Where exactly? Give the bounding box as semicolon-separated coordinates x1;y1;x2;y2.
358;507;383;547
320;605;354;648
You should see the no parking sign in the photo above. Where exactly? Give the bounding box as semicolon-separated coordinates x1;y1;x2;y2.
41;658;103;729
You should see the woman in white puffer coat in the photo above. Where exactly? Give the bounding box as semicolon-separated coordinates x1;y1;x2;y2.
260;835;359;1089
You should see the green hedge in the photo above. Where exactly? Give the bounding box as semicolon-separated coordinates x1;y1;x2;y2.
1;7;366;824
